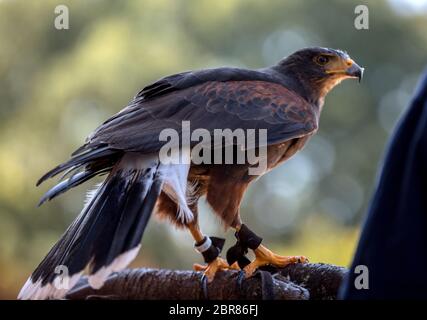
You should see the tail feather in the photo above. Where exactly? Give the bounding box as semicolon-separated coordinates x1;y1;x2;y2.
19;153;163;300
36;145;118;186
38;169;108;206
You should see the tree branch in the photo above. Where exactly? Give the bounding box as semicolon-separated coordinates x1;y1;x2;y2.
66;263;346;300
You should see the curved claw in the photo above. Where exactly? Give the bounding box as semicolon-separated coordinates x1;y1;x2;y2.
236;270;246;290
200;274;209;300
193;257;239;282
243;244;308;278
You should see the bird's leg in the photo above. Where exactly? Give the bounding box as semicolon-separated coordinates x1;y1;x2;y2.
188;223;239;282
231;224;308;278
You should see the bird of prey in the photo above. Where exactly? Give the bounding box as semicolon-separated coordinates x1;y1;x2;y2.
19;47;363;299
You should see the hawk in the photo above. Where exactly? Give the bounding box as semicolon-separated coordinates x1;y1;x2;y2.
19;47;363;299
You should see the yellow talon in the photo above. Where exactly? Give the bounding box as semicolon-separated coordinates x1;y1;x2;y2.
243;244;308;277
193;257;240;282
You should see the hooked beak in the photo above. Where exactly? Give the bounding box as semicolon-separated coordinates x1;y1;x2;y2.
325;57;365;83
346;62;364;83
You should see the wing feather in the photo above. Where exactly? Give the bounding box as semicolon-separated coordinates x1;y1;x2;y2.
79;78;318;154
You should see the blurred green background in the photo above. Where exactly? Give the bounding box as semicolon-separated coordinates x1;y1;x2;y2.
1;0;427;299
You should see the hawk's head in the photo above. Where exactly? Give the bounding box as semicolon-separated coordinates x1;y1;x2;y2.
275;47;364;102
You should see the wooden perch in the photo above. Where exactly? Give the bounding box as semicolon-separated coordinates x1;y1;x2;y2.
66;263;347;300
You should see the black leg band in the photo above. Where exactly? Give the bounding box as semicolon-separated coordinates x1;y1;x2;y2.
226;224;262;269
226;241;251;269
195;236;225;264
236;224;262;250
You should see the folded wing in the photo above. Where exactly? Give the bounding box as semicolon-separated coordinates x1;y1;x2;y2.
83;79;318;154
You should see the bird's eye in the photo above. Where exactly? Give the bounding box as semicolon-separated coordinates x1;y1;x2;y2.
315;55;329;66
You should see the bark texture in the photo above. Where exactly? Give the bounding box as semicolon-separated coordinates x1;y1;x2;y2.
66;263;347;300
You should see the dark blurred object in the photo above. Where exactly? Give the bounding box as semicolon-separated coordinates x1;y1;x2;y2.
340;69;427;299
